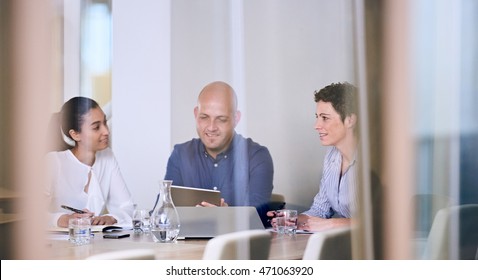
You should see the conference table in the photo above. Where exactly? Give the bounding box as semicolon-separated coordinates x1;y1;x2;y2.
45;229;312;260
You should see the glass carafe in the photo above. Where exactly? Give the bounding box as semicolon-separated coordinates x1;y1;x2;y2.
150;180;180;242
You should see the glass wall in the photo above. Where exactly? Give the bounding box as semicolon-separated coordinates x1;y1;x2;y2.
364;0;478;259
410;0;478;259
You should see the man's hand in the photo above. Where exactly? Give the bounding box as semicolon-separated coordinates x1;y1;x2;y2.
197;198;229;207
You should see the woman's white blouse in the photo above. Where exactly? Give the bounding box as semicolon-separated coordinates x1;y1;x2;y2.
45;148;134;227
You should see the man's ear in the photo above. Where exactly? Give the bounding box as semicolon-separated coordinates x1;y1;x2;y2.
234;111;242;126
345;114;357;129
69;129;81;142
194;106;198;118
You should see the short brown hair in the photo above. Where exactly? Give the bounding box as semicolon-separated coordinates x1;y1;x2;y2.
314;82;357;122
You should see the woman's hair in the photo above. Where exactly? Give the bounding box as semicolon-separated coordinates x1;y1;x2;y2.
314;82;358;122
60;96;100;141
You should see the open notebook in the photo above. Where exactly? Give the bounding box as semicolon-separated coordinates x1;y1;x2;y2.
171;185;221;206
47;225;107;233
176;206;265;239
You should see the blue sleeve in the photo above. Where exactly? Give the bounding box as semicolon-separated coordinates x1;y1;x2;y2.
152;146;184;211
248;146;274;227
248;146;274;208
164;146;184;186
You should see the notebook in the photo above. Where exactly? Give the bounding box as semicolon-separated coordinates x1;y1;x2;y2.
171;185;221;206
176;206;265;239
47;225;107;233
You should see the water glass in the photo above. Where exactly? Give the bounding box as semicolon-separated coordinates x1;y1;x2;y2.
140;209;151;233
133;208;151;234
277;209;298;235
68;217;91;245
275;216;286;234
132;207;143;233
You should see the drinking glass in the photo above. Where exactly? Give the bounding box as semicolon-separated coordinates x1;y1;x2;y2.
132;206;142;233
68;217;91;245
277;209;298;235
275;216;286;234
140;209;151;233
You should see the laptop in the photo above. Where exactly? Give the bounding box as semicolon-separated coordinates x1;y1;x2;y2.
176;206;265;239
171;185;221;206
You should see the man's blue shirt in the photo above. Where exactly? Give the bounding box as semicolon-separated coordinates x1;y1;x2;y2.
164;133;274;209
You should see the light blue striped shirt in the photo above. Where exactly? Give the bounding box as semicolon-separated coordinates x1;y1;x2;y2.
302;146;357;218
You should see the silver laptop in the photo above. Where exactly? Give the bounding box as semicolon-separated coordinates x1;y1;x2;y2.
176;206;265;239
171;185;221;206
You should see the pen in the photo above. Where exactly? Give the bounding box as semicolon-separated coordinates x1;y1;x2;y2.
61;205;86;214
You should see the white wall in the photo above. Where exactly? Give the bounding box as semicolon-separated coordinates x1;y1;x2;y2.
63;0;81;101
111;0;356;211
112;0;171;209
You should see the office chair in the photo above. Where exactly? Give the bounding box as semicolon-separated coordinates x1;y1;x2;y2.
413;194;453;238
46;112;72;152
422;204;478;260
302;227;352;260
202;229;272;260
85;249;156;260
268;193;286;211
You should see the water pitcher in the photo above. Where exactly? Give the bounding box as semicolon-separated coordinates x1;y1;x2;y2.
150;180;180;242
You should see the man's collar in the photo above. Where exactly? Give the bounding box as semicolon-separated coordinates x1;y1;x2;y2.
200;133;237;158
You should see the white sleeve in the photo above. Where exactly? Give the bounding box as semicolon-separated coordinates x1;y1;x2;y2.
104;152;134;225
44;152;63;227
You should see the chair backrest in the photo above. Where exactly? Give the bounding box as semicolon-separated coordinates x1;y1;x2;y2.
423;204;478;260
85;249;156;260
46;112;72;152
268;193;286;211
202;229;272;260
302;227;352;260
413;194;453;238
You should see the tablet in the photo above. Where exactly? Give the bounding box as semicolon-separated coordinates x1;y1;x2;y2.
170;185;221;206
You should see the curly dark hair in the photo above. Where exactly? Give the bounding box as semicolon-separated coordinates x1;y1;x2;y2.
314;82;357;122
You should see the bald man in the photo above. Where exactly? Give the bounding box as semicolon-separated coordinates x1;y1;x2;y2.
163;81;274;224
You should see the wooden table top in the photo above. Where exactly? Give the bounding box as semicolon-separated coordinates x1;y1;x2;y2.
0;188;20;200
0;213;21;224
44;230;311;260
